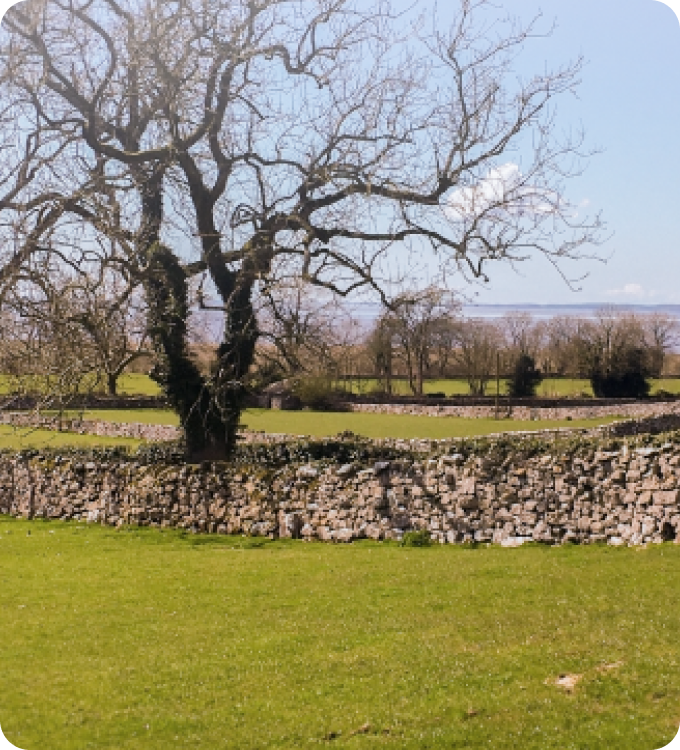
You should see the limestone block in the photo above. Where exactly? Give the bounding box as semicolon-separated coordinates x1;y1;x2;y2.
459;477;476;495
654;490;680;506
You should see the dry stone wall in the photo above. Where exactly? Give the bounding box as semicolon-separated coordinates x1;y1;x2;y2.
2;433;680;546
0;413;179;442
344;400;680;421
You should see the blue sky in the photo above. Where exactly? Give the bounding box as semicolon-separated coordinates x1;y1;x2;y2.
428;0;680;305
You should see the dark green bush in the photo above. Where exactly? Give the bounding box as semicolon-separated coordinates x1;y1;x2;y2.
291;377;349;410
400;529;432;547
506;354;542;398
590;347;651;398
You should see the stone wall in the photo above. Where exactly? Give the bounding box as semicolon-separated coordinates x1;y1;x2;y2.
3;431;680;546
0;395;167;410
344;400;680;421
0;413;179;442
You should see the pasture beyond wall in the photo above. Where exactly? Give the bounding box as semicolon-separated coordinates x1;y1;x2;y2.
344;399;680;421
3;429;680;547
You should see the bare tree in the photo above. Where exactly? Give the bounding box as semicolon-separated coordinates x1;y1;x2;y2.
641;312;679;379
365;313;395;394
388;287;460;395
69;281;150;396
0;278;98;405
578;308;651;398
0;0;605;459
541;315;577;377
254;273;345;381
451;317;501;396
501;312;543;358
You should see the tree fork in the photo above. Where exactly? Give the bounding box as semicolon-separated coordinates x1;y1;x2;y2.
145;244;230;461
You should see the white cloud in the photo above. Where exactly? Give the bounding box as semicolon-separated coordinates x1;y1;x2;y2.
605;283;659;298
446;163;559;219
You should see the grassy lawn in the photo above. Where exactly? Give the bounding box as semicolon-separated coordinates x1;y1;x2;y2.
0;425;142;451
74;408;618;440
238;409;618;440
126;374;676;399
343;378;680;398
0;373;162;398
1;372;678;399
115;373;163;397
652;378;680;395
0;517;678;749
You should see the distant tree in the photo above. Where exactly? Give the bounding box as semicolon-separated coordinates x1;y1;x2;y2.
506;353;542;397
501;312;543;360
641;312;679;378
451;318;501;396
581;308;651;398
255;278;341;380
590;346;651;398
389;288;460;395
0;280;97;405
541;315;583;377
365;314;395;395
3;266;150;396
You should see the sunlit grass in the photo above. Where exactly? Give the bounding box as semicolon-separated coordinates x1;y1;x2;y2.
342;377;680;398
238;409;618;440
70;408;618;440
0;372;161;398
0;424;142;451
0;518;678;749
1;372;677;399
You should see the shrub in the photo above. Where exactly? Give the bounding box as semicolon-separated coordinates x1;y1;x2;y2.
654;389;675;399
506;354;542;398
590;347;651;399
291;377;348;410
400;529;432;547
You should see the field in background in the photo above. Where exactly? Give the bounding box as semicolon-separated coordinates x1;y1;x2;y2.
0;372;162;398
115;373;163;396
72;408;618;441
0;425;142;451
1;373;680;399
0;517;678;749
239;410;619;440
343;377;680;398
0;407;616;447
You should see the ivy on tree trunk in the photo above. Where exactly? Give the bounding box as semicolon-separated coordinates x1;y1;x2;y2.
145;243;260;462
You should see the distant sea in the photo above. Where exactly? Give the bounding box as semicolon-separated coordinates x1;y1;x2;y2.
460;303;680;321
348;302;680;324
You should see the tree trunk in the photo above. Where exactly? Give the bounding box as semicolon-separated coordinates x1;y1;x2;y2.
107;372;118;396
136;166;266;462
144;245;261;462
416;351;425;396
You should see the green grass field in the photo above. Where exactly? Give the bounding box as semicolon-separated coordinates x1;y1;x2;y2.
115;373;163;396
0;425;142;451
344;377;680;398
113;374;680;398
0;372;162;398
73;408;618;441
0;517;678;749
238;409;619;440
2;372;679;399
